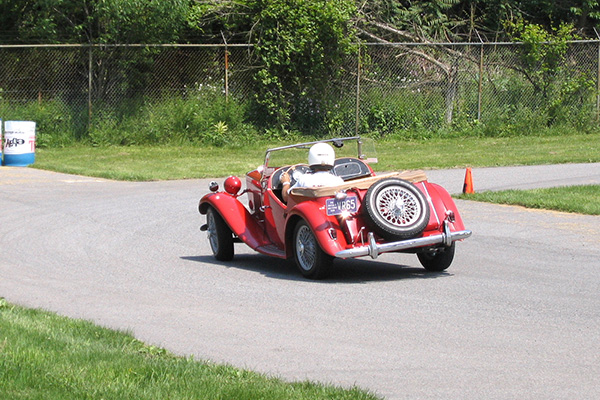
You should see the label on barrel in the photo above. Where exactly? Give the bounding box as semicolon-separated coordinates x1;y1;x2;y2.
4;121;36;155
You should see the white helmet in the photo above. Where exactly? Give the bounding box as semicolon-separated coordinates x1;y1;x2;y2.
308;142;335;168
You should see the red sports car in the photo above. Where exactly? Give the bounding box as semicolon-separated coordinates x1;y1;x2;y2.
199;137;471;279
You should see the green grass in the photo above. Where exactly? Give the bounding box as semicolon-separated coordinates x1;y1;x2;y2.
457;185;600;215
35;145;263;181
32;133;600;181
0;298;379;400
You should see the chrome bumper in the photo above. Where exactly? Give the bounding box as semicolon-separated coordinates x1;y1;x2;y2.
335;221;472;260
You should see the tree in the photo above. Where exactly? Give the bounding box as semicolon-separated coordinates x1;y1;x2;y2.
356;0;469;124
250;0;357;131
0;0;191;109
505;19;580;99
192;0;358;133
0;0;189;44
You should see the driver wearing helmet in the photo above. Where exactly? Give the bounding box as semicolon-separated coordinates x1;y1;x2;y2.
281;142;344;203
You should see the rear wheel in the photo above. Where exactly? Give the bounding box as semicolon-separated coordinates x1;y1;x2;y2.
418;243;455;272
364;178;430;240
293;221;332;279
206;206;234;261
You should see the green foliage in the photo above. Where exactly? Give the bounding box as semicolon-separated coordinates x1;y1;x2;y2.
178;0;360;135
0;0;188;44
248;0;358;133
547;74;596;128
505;19;578;97
4;0;600;46
396;0;462;41
357;0;463;41
360;88;447;138
96;0;189;44
88;89;254;147
0;100;75;148
570;1;600;25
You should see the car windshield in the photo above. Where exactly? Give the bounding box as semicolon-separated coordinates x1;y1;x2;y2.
264;137;377;174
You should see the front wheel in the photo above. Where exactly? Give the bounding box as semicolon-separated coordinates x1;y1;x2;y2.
293;221;332;279
206;206;234;261
417;243;455;272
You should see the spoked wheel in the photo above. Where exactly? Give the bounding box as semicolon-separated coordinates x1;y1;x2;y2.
206;206;234;261
417;243;455;272
293;220;332;279
364;178;430;240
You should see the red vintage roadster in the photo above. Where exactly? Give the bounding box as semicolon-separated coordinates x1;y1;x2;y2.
199;137;471;279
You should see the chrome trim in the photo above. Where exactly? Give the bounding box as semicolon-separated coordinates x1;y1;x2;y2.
368;232;379;259
335;222;472;260
328;228;337;240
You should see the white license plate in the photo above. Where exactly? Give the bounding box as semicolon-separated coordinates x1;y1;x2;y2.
326;197;358;216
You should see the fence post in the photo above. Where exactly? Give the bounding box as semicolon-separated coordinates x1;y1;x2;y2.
224;47;229;101
88;45;92;128
597;37;600;123
355;46;361;136
221;32;229;101
476;32;484;121
594;29;600;123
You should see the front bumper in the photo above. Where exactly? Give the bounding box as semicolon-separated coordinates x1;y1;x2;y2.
335;221;472;260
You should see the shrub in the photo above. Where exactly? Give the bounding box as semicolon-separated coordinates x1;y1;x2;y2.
88;89;255;146
0;100;75;148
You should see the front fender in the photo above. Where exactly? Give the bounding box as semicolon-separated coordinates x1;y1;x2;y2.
199;192;270;250
286;200;347;257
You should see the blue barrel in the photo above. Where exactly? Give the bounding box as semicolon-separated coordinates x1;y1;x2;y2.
2;121;36;166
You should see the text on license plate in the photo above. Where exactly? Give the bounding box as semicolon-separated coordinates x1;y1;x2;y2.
326;197;358;216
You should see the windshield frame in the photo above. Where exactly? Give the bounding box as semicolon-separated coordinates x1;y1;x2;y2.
263;136;366;171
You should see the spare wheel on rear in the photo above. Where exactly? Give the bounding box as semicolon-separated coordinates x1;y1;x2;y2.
364;178;430;240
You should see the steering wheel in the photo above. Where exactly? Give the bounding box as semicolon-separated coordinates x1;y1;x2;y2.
284;164;310;187
272;164;310;191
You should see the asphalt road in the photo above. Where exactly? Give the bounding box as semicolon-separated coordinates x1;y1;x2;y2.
1;164;600;399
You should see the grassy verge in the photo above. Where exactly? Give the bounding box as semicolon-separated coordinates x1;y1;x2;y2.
33;133;600;181
457;185;600;215
0;298;379;400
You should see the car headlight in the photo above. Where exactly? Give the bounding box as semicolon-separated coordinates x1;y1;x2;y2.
224;176;242;195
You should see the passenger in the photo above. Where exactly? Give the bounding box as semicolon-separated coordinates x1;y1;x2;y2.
281;142;344;203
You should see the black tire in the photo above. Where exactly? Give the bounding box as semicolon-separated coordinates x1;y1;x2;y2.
206;206;234;261
364;178;430;240
418;243;455;272
293;220;332;279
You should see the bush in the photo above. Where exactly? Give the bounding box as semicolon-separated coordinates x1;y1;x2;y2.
88;89;256;146
0;100;76;148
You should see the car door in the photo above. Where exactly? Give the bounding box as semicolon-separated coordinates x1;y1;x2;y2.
261;175;287;248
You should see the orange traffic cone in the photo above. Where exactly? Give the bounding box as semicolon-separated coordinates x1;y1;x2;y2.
462;167;474;194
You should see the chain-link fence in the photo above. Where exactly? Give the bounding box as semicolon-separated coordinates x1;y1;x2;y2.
356;41;599;137
0;41;598;145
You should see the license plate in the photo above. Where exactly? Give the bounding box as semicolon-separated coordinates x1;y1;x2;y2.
326;197;358;216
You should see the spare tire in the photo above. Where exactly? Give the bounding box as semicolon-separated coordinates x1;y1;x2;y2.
364;178;430;240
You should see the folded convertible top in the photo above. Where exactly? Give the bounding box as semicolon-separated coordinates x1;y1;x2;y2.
289;170;427;199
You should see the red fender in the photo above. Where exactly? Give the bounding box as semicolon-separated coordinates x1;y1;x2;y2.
286;200;348;257
418;182;466;232
199;193;271;250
